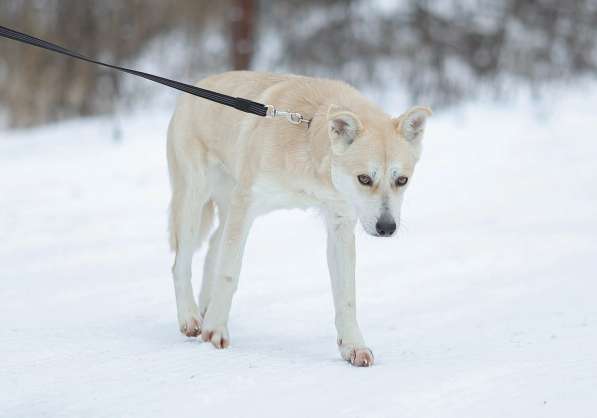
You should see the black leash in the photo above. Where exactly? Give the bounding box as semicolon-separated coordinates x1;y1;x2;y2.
0;24;310;125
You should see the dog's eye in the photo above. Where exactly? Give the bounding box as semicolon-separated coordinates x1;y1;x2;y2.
396;176;408;186
357;174;373;186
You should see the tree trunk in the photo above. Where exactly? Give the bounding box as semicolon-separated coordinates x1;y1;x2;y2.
230;0;256;70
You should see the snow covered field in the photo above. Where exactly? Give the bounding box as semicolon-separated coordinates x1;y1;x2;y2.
1;85;596;418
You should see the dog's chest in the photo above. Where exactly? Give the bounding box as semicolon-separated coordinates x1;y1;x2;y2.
251;176;332;212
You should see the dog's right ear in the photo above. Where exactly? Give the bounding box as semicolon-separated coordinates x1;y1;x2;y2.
394;106;432;142
328;105;362;155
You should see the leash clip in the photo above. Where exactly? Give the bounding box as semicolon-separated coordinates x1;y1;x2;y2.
265;105;310;127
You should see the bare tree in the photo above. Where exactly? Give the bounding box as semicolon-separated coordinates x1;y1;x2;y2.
0;0;229;128
2;0;596;128
230;0;257;70
266;0;597;106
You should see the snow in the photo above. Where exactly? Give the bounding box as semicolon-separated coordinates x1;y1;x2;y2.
1;85;596;418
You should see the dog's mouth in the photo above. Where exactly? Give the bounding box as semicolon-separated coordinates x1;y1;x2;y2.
362;224;390;238
370;230;396;238
375;232;395;238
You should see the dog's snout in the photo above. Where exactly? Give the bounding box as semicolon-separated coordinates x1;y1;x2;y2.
375;215;396;237
375;221;396;236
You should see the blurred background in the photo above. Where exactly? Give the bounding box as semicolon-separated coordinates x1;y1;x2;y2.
1;0;596;128
2;2;597;416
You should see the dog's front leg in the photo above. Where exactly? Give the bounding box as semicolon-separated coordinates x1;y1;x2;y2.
325;213;374;367
201;190;254;349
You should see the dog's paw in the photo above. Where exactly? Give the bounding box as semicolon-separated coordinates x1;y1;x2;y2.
340;343;374;367
178;313;202;337
349;348;374;367
201;324;230;349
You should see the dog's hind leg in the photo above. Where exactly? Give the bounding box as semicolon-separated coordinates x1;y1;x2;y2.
197;179;232;318
167;120;214;337
169;189;213;337
201;188;255;349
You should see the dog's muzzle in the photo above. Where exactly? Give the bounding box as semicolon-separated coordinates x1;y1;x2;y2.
375;214;396;237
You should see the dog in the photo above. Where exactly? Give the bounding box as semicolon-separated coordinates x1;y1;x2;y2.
167;71;431;367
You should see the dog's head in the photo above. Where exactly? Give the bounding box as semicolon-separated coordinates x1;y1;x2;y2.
328;104;431;237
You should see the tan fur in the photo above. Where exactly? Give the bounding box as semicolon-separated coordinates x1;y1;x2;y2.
166;71;431;366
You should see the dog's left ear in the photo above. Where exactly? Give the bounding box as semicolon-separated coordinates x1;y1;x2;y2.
394;106;432;142
328;105;363;155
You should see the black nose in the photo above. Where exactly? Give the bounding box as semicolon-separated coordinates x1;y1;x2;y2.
375;218;396;237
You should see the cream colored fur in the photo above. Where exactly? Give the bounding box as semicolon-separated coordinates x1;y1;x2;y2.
167;71;431;367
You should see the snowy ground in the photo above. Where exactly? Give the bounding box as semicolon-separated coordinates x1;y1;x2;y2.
1;85;596;418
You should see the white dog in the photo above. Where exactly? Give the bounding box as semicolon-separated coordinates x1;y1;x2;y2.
167;71;431;366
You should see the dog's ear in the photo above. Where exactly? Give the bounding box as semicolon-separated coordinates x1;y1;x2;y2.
394;106;432;142
327;105;362;155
